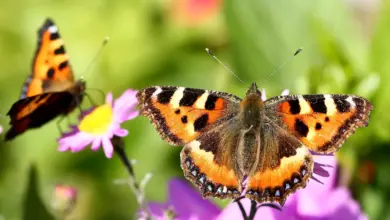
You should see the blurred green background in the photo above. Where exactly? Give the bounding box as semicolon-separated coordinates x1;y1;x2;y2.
0;0;389;219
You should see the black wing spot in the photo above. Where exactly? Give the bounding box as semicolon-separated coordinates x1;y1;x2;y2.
335;96;351;113
303;95;327;113
295;118;309;137
54;45;65;55
315;122;322;130
58;61;68;70
325;117;330;122
50;32;60;40
194;114;208;131
179;88;204;106
205;94;219;110
157;89;175;104
47;68;55;78
181;115;188;124
175;109;180;114
288;100;300;114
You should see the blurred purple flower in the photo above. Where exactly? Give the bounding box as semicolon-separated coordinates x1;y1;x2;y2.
58;89;139;158
146;178;221;219
218;155;368;220
0;125;3;134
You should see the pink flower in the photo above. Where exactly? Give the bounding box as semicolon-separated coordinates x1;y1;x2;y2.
145;178;221;219
171;0;222;25
58;89;139;158
52;184;78;215
0;125;3;135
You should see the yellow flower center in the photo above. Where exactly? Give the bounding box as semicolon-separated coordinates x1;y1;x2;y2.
78;104;113;135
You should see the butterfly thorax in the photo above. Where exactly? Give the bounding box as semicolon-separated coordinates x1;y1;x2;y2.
236;83;265;175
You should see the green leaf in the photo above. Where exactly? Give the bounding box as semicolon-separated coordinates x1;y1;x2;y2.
22;164;54;220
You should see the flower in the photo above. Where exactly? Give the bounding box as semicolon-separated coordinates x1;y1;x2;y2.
0;125;3;134
146;178;221;219
218;155;368;220
52;184;78;215
58;89;139;158
171;0;222;25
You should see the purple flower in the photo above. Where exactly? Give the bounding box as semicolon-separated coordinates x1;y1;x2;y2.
58;89;139;158
147;178;221;219
218;155;368;220
0;125;3;135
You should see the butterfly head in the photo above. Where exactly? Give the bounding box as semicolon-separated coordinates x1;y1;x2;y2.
246;82;262;98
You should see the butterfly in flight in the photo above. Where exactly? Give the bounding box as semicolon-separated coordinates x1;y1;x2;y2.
5;18;85;140
137;82;373;205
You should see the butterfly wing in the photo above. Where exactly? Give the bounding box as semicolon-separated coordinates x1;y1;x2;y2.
21;18;74;99
264;94;373;153
245;120;313;205
137;86;242;145
6;91;79;140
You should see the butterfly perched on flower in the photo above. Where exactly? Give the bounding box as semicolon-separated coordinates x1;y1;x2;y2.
137;83;373;205
5;18;85;140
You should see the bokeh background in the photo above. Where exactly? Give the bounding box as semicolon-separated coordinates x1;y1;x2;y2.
0;0;388;219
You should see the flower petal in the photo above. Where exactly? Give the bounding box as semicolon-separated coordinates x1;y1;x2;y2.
102;137;114;158
106;92;113;105
167;178;220;218
0;125;3;134
91;137;102;151
114;128;129;137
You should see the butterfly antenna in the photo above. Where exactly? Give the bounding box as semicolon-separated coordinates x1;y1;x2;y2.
81;36;110;77
205;48;244;84
258;47;303;85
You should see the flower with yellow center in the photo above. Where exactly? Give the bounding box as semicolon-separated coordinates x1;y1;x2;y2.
58;89;139;158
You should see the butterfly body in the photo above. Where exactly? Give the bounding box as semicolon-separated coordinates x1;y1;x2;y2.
137;82;372;205
5;18;85;141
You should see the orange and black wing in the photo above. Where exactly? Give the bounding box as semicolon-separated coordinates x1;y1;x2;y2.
245;123;313;205
181;120;243;201
5;91;78;140
264;94;373;154
137;86;241;146
21;18;74;99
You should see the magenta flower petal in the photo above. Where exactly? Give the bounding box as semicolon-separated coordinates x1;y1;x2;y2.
91;138;101;151
102;137;114;158
147;178;220;219
114;128;128;137
106;92;113;105
0;125;3;134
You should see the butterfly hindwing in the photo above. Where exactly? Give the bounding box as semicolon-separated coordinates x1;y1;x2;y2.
245;122;313;205
136;86;241;146
6;91;77;140
264;94;373;153
22;18;74;99
181;124;243;200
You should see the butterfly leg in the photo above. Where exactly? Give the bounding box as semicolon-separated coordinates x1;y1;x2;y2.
84;93;97;106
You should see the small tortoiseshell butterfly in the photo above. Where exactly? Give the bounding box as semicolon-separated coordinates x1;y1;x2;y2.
5;18;85;140
137;83;373;205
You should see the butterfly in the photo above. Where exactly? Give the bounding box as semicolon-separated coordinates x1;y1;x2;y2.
5;18;85;140
137;83;373;205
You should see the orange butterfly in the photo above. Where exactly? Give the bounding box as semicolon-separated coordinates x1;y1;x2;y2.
5;18;85;140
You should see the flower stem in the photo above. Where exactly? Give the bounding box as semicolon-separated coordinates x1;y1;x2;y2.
112;136;152;219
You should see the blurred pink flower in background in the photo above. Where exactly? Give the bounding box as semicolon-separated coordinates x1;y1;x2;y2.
146;178;221;219
171;0;222;25
58;89;139;158
0;125;3;134
52;184;78;215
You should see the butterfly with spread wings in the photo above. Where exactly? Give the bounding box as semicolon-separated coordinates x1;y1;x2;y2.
137;83;373;205
5;18;85;140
